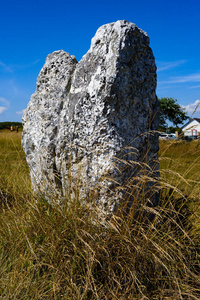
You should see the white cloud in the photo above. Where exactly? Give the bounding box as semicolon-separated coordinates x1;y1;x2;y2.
159;73;200;85
15;59;40;69
0;97;9;114
16;110;25;115
0;97;10;106
0;61;13;73
171;73;200;83
0;106;7;114
182;100;200;115
156;60;187;72
189;85;200;89
0;59;40;73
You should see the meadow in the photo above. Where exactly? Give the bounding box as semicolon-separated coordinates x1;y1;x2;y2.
0;129;200;299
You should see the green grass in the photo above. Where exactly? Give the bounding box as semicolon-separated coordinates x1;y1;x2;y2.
0;130;31;198
0;131;200;299
159;140;200;214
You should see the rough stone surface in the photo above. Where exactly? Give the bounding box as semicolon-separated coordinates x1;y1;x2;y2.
22;20;160;212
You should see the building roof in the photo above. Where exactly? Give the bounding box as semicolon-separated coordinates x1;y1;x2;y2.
182;118;200;129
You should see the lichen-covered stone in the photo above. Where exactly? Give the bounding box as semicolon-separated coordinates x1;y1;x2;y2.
22;20;160;212
22;51;77;193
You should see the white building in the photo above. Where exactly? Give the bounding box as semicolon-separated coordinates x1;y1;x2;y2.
182;118;200;137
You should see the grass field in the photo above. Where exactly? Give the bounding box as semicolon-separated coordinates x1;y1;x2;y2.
0;130;31;197
159;139;200;198
0;130;200;299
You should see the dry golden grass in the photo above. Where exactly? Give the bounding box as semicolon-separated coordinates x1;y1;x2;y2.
0;130;31;198
159;139;200;198
0;131;200;299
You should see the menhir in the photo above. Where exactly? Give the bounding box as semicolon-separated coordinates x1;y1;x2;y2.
22;20;160;213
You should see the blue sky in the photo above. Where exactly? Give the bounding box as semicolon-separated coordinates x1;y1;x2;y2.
0;0;200;122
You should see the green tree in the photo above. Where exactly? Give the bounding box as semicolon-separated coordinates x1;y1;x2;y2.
158;97;189;128
0;122;23;130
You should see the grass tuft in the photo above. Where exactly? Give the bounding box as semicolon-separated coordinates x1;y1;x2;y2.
0;130;200;299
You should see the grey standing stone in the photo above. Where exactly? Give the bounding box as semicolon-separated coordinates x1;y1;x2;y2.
22;20;160;213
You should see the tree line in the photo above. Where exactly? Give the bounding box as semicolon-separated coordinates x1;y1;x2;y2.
0;122;23;130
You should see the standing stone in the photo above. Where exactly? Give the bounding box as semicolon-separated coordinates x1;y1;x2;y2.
22;51;77;197
22;20;160;212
